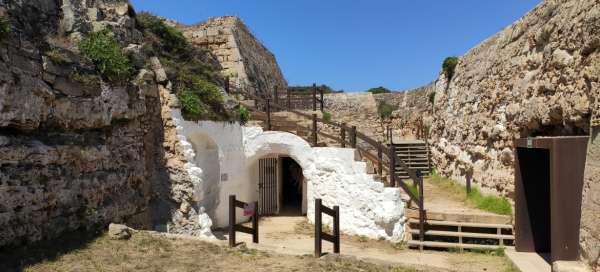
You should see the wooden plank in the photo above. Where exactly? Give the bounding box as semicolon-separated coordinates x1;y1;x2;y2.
321;232;336;243
235;224;255;235
321;205;336;216
408;229;515;240
408;219;513;229
408;241;513;250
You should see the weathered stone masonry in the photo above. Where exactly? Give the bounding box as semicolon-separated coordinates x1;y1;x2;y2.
180;16;287;98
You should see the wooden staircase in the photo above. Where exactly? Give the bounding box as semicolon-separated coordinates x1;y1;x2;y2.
392;141;431;179
405;208;515;251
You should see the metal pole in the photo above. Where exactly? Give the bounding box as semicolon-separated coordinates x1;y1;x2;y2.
315;198;322;258
229;195;236;247
312;114;318;146
266;99;272;131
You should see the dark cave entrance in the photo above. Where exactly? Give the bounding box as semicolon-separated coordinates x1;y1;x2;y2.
280;157;304;216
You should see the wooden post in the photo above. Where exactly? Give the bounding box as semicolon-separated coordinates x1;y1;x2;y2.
389;147;396;187
466;173;472;195
225;77;230;94
315;198;322;258
350;126;357;148
274;86;279;106
266;98;272;131
312;83;317;111
418;174;426;252
287;88;291;110
229;195;236;247
319;87;324;112
340;123;346;148
253;201;259;243
333;205;340;254
377;142;383;177
312;114;318;147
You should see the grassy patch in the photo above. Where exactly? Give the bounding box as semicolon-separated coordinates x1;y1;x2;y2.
406;183;420;199
428;172;512;216
137;12;188;54
78;29;134;82
322;111;332;122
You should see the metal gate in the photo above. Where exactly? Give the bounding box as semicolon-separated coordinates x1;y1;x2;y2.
258;158;278;215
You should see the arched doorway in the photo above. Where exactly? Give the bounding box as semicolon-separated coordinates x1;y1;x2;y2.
256;155;306;216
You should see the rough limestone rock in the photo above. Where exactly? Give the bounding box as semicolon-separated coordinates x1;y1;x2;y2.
552;261;591;272
179;16;287;98
428;0;599;197
108;223;132;240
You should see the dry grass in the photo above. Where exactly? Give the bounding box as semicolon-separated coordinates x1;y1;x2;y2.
11;231;426;272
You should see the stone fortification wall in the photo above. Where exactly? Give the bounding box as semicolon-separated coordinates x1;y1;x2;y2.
180;16;287;97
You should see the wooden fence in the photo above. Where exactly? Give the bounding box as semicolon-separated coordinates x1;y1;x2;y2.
315;198;340;257
229;195;259;247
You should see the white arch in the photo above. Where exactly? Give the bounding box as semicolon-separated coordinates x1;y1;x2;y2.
244;130;315;171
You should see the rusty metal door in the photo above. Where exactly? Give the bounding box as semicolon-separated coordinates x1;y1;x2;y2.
259;158;278;215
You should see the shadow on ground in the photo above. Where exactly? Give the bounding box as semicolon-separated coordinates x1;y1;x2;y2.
0;228;103;272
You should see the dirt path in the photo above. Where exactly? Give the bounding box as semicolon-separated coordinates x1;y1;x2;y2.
229;216;515;272
422;177;500;216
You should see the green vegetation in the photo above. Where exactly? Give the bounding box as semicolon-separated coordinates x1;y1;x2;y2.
0;16;10;42
367;86;392;94
428;92;436;104
137;12;188;54
139;12;229;121
406;183;420;199
71;72;101;88
429;171;513;216
322;111;332;122
377;101;395;119
78;29;134;82
238;106;250;125
442;57;459;80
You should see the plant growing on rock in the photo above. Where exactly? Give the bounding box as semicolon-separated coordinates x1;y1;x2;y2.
137;12;188;54
428;92;436;104
323;111;332;122
377;101;395;120
442;57;459;80
238;106;250;125
0;16;11;42
179;90;204;120
78;29;134;82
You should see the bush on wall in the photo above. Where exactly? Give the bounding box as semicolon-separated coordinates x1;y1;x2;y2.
442;57;459;81
78;29;134;82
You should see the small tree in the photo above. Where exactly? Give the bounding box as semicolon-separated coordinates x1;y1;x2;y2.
442;57;459;80
238;106;250;125
377;101;395;120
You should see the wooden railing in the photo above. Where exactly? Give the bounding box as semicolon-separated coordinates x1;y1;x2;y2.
229;195;259;247
314;198;340;257
227;81;427;245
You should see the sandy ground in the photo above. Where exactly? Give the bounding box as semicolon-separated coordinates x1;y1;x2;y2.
229;216;516;272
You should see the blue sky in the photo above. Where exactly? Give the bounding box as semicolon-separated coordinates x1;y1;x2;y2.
130;0;541;92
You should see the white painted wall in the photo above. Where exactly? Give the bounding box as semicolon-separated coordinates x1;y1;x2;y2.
172;110;406;241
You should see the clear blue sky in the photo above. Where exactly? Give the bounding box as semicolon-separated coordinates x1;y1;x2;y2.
130;0;541;92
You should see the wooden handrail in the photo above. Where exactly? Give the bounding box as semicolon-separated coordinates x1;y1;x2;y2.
229;83;423;208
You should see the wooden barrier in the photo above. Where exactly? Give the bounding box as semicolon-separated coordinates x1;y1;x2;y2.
229;195;259;247
315;198;340;257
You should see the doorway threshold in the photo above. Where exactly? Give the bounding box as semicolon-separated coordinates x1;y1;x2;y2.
505;248;551;272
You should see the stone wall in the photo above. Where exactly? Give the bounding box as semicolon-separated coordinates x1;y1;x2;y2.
429;0;599;196
0;0;217;246
321;83;434;145
180;16;287;97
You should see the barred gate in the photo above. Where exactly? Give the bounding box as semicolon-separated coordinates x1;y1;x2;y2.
258;158;278;215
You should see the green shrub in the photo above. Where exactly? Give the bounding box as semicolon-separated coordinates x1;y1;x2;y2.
78;30;134;82
322;111;332;122
442;57;459;80
179;90;204;119
137;12;188;54
178;73;223;105
367;86;392;94
238;106;250;125
377;101;395;119
0;16;10;41
428;92;436;104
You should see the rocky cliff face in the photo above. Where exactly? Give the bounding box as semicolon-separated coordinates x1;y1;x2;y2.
180;16;287;97
429;0;599;196
0;0;216;247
